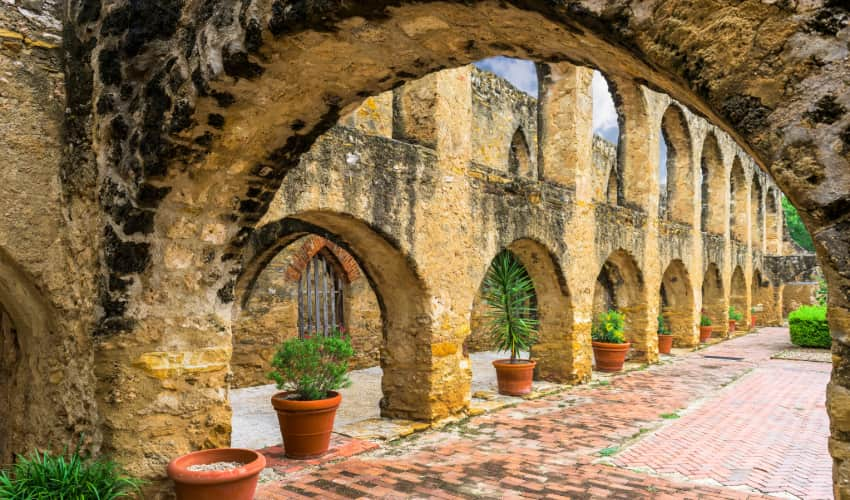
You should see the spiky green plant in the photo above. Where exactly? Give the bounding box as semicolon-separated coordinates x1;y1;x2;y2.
592;310;626;344
0;446;143;500
268;327;354;400
482;251;539;363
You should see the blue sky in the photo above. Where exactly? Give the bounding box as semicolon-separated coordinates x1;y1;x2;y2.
474;56;667;184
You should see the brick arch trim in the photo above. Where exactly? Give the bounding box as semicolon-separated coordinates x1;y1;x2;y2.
284;235;361;283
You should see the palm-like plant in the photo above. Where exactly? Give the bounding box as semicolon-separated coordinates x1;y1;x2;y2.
482;251;539;364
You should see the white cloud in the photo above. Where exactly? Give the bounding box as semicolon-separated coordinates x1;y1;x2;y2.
592;70;619;144
474;56;538;97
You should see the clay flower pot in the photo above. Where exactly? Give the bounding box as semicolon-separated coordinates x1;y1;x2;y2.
657;334;673;354
167;448;265;500
592;341;630;372
699;325;713;343
750;315;757;329
728;319;737;334
271;391;341;459
493;359;536;396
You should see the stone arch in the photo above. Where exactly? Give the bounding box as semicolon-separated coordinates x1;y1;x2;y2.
508;127;534;179
730;265;748;327
468;239;575;383
593;249;650;360
231;234;381;387
236;211;433;420
700;132;725;234
729;157;748;242
593;71;625;206
660;259;697;347
659;104;693;224
0;247;61;464
702;263;726;338
752;174;764;252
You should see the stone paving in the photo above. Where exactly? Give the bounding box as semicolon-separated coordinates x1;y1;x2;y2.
255;328;830;499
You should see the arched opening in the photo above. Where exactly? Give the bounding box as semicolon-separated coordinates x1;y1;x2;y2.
593;71;623;206
700;132;725;235
730;265;749;328
231;234;381;391
752;175;764;252
658;104;693;223
729;158;748;242
468;239;574;384
593;250;650;360
508;128;534;179
701;263;726;338
231;212;435;449
660;260;697;347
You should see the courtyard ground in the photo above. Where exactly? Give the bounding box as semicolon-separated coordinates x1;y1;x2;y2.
252;327;830;499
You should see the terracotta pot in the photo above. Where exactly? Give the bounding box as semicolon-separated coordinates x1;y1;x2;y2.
699;325;713;342
167;448;265;500
750;315;757;329
592;341;630;372
728;320;737;334
493;359;536;396
657;334;673;354
271;391;341;459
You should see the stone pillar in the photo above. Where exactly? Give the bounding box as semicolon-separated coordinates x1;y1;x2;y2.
536;61;595;382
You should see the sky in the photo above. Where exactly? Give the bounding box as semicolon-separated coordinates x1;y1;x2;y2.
474;56;667;184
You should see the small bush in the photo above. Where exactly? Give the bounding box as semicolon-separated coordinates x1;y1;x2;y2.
268;328;354;401
0;448;143;499
728;306;743;322
789;305;830;348
699;314;712;327
592;310;626;344
657;315;670;335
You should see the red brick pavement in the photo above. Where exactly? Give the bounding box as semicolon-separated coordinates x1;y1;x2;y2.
256;328;828;499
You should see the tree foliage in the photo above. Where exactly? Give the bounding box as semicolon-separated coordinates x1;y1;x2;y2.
782;196;814;251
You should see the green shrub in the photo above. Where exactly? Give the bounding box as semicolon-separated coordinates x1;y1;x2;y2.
482;251;538;362
699;314;712;327
268;328;354;400
789;305;830;348
592;310;626;344
728;306;743;322
657;315;670;335
0;447;143;499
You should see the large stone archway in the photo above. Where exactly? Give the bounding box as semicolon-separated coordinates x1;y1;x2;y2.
594;249;650;360
660;259;697;347
702;263;727;338
1;0;842;493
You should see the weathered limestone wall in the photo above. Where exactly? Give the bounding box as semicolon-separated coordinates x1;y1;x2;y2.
783;283;819;317
232;234;381;387
8;0;843;493
0;1;101;464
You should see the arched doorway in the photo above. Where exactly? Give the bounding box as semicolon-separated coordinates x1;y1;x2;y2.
752;175;764;252
700;133;725;235
729;158;748;242
468;239;575;384
234;212;435;427
593;250;650;360
702;263;726;338
660;260;697;347
658;104;693;224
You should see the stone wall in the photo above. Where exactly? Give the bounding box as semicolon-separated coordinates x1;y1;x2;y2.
783;283;819;318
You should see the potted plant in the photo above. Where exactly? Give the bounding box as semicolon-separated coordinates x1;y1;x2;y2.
268;328;354;459
168;448;266;500
750;306;757;329
728;306;743;334
699;314;713;342
483;251;539;396
592;310;630;372
657;314;673;354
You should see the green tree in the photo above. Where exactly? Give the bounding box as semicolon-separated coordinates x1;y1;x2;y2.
782;196;814;251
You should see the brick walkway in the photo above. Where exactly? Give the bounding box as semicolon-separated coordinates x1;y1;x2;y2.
256;328;830;499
